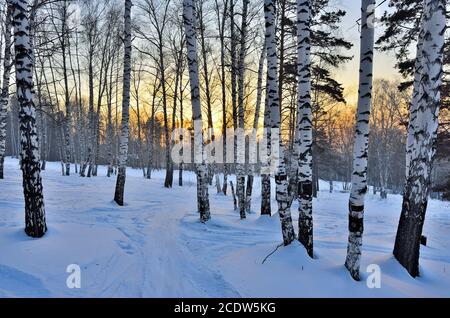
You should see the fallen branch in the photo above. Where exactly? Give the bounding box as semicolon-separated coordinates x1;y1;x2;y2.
262;243;284;265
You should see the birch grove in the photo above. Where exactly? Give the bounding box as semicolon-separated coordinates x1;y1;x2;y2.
0;0;447;287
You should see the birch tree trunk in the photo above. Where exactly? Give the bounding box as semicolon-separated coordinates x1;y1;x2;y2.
60;2;72;177
405;13;426;180
345;0;375;281
394;0;445;278
296;0;314;258
146;78;159;180
183;0;211;223
114;0;133;206
230;0;237;154
217;0;229;195
0;4;12;180
10;0;47;238
261;75;272;216
178;73;185;187
81;41;95;178
245;44;266;213
265;0;295;245
93;29;113;177
236;0;249;220
107;52;116;177
198;1;218;192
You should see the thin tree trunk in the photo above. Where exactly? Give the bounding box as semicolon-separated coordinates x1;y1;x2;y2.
345;0;375;281
278;0;286;106
81;43;95;178
107;50;116;177
230;0;237;146
199;1;218;192
261;73;272;216
236;0;249;220
159;34;172;189
230;181;238;211
179;73;185;187
246;44;266;213
146;80;158;180
75;30;85;174
133;64;145;177
216;0;229;195
169;44;183;186
60;1;72;176
92;30;112;177
47;56;66;175
0;4;12;180
114;0;133;206
183;0;211;223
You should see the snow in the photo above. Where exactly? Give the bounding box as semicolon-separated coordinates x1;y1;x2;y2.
0;157;449;298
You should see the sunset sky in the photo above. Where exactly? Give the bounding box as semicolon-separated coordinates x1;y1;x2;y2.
334;0;404;104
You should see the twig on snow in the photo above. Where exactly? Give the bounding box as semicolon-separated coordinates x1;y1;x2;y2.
262;243;285;265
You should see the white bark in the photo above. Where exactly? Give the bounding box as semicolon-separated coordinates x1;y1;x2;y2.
0;4;12;179
261;74;271;216
394;0;445;278
245;44;266;214
406;11;426;179
236;0;249;220
297;0;314;258
9;0;47;237
183;0;211;222
265;0;295;245
345;0;375;281
114;0;133;206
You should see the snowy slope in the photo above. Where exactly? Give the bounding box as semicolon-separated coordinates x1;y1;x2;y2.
0;157;449;298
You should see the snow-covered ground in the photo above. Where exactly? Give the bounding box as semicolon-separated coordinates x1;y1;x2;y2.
0;157;449;298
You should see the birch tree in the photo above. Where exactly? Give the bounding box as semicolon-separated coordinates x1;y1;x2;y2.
266;0;295;245
405;11;426;182
214;0;229;195
296;0;314;258
79;0;102;178
260;86;272;216
54;0;73;176
236;0;249;220
183;0;211;223
245;44;265;213
0;4;12;180
394;0;445;278
9;0;47;237
114;0;133;206
345;0;375;281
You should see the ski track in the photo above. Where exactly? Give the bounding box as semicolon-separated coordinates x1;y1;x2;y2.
0;158;449;298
